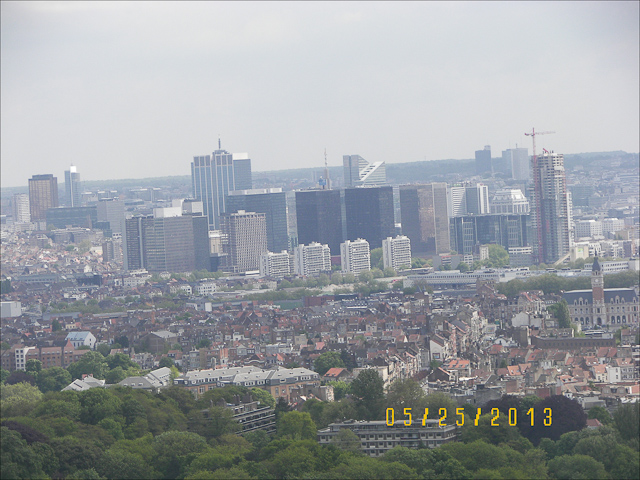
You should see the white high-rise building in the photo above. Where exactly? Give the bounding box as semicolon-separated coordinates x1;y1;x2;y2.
220;210;267;273
382;236;411;271
12;193;30;223
341;238;371;274
502;147;529;181
490;189;530;215
259;251;291;279
342;155;386;186
293;243;331;276
447;183;490;217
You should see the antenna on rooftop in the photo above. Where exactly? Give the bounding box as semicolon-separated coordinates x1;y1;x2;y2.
324;148;331;190
218;136;221;150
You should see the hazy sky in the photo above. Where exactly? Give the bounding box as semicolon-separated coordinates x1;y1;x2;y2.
1;1;638;188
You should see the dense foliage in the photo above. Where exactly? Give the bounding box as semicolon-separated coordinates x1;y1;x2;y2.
1;377;638;479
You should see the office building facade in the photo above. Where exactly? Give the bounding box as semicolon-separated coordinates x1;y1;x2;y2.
191;149;252;230
447;183;490;217
29;174;59;222
220;211;268;273
341;238;371;274
259;251;291;279
293;243;331;276
399;183;450;255
64;165;82;207
225;188;288;253
503;147;529;181
449;214;531;257
531;152;571;264
124;212;210;273
46;206;98;229
491;189;530;215
343;155;386;186
12;194;30;223
97;199;125;235
475;145;492;176
382;235;412;271
344;186;395;249
295;189;342;255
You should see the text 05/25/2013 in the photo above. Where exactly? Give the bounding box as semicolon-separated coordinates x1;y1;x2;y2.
384;407;553;427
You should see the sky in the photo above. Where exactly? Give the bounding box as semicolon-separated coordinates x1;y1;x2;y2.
1;1;639;188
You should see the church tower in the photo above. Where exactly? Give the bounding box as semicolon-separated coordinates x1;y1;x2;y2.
591;257;605;325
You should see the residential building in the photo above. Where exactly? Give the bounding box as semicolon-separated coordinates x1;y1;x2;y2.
12;194;30;223
65;331;97;350
344;186;395;250
191;147;252;229
295;189;342;255
317;420;456;457
602;218;625;239
225;188;288;253
64;165;82;207
220;210;268;273
341;238;371;274
399;183;450;255
575;220;603;239
382;236;412;271
29;174;59;221
502;147;529;181
475;145;492;176
293;242;331;276
491;189;530;215
531;151;571;264
260;251;291;279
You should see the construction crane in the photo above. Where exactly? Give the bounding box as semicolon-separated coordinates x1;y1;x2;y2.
525;128;555;264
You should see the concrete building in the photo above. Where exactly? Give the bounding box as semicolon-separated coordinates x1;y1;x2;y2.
449;214;531;257
575;219;603;239
502;147;530;181
220;210;268;273
399;183;450;255
45;206;97;229
64;165;82;207
344;186;395;249
341;238;371;274
447;183;490;217
12;194;30;223
382;236;412;271
295;189;342;255
318;420;456;457
491;189;530;215
191;147;252;229
293;242;331;276
475;145;492;176
29;174;59;222
97;199;125;235
259;251;291;279
1;301;22;318
531;152;571;264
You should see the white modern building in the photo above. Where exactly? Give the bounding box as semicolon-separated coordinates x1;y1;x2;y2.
12;194;30;223
382;236;411;271
575;219;603;239
502;147;530;181
602;218;625;238
341;238;371;274
259;251;292;279
1;301;22;318
293;242;331;276
65;331;97;350
447;183;490;217
343;155;387;186
491;189;530;215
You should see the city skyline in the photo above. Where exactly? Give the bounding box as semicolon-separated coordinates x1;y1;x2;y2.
2;1;638;189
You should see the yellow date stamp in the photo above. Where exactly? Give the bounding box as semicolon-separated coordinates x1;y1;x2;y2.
385;407;553;427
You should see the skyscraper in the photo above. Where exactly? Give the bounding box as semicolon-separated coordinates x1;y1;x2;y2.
28;174;59;222
342;155;386;186
399;183;449;255
475;145;492;176
344;186;395;249
65;165;82;207
225;188;288;253
295;189;342;255
382;236;412;271
502;148;529;181
191;148;253;229
124;210;210;273
220;210;268;273
12;194;30;223
531;151;571;264
97;199;125;234
293;242;331;276
447;183;490;218
341;238;371;274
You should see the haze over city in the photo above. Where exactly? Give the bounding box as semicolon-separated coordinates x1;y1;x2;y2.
1;1;639;189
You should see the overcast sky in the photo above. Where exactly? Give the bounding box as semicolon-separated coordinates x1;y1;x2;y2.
1;1;638;188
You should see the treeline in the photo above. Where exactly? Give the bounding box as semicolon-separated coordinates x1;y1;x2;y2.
496;270;640;298
1;372;638;479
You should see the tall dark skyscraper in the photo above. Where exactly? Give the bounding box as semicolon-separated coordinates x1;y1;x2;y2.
225;188;288;254
449;214;530;255
191;148;252;229
295;189;342;255
344;186;395;249
399;183;450;255
28;174;59;222
64;165;82;207
475;145;492;176
531;151;571;264
124;211;210;273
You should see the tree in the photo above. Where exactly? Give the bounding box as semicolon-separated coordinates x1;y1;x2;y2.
36;366;72;393
547;300;571;328
1;368;10;384
386;378;428;414
331;428;361;452
78;388;122;425
383;267;397;277
0;427;46;479
158;357;175;369
5;370;37;386
547;454;608;479
458;262;470;273
613;403;639;444
276;411;317;440
350;369;384;420
313;351;345;376
327;380;350;400
97;450;152;479
51;319;62;332
67;351;108;380
587;406;612;425
197;338;212;349
358;270;374;283
96;344;112;357
250;387;275;409
0;381;44;417
105;367;127;384
370;248;384;270
424;392;457;424
525;395;587;445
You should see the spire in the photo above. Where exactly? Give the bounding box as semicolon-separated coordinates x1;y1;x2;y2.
592;256;601;273
218;136;221;150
